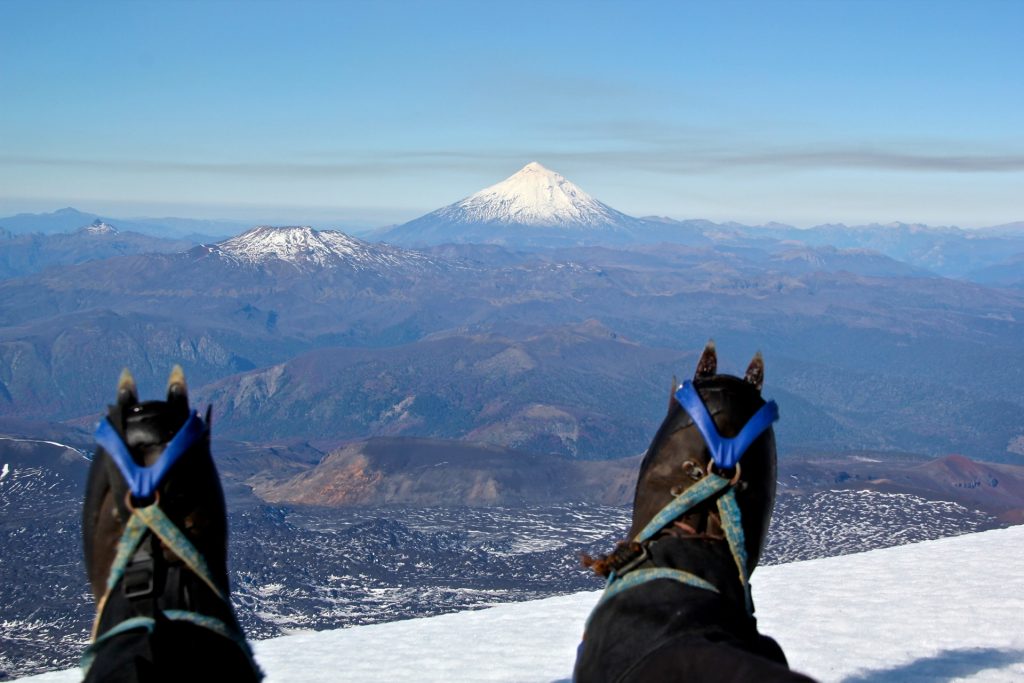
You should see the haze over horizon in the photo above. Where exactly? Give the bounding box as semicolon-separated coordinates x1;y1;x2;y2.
2;0;1021;229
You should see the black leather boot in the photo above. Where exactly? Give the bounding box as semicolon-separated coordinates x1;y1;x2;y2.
576;343;815;683
81;368;261;682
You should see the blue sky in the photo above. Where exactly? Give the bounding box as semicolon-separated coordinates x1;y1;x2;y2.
1;0;1021;228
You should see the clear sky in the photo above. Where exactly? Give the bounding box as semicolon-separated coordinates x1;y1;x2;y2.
1;0;1021;228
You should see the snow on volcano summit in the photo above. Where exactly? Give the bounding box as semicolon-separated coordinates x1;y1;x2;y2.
212;226;431;271
440;161;631;228
77;219;118;235
376;162;640;246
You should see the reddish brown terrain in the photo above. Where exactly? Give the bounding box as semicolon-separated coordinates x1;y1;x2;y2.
232;434;1024;522
253;437;640;507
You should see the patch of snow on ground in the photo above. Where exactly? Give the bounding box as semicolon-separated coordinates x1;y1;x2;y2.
0;436;88;458
18;526;1024;682
79;221;117;235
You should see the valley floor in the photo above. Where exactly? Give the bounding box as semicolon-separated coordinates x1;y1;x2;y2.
20;525;1024;682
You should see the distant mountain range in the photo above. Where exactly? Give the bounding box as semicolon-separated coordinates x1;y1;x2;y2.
7;161;1019;282
0;223;1021;460
0;164;1021;461
0;219;194;278
4;163;1022;281
369;163;1024;282
0;207;246;240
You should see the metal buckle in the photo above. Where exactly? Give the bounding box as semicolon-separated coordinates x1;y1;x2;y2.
615;544;649;577
707;461;742;486
123;551;156;599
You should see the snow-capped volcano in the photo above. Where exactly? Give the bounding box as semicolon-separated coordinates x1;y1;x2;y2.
77;219;118;235
376;162;641;247
210;226;432;271
441;162;630;228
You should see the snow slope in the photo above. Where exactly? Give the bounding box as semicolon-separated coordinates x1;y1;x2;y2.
20;526;1024;682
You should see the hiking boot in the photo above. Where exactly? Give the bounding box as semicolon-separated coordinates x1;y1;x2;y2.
629;342;778;576
574;344;804;683
583;342;779;601
81;367;260;681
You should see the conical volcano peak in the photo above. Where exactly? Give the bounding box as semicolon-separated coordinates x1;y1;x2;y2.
498;162;579;193
377;162;641;246
517;161;554;174
78;219;118;235
448;162;628;228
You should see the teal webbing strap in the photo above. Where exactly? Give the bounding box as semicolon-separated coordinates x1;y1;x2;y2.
586;567;719;630
101;503;225;606
592;471;755;621
602;567;719;604
164;610;238;641
105;514;148;593
80;616;155;672
633;473;731;544
717;488;752;613
134;503;225;602
86;503;246;675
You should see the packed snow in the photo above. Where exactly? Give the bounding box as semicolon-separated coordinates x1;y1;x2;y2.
19;525;1023;682
436;162;633;229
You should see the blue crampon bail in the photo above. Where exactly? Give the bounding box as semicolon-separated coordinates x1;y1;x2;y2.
94;410;207;501
674;380;779;469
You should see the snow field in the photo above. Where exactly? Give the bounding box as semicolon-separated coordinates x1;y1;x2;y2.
19;526;1024;682
756;525;1024;682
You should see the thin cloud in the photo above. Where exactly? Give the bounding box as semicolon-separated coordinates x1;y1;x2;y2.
518;148;1024;174
0;155;414;178
709;149;1024;173
2;145;1022;179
